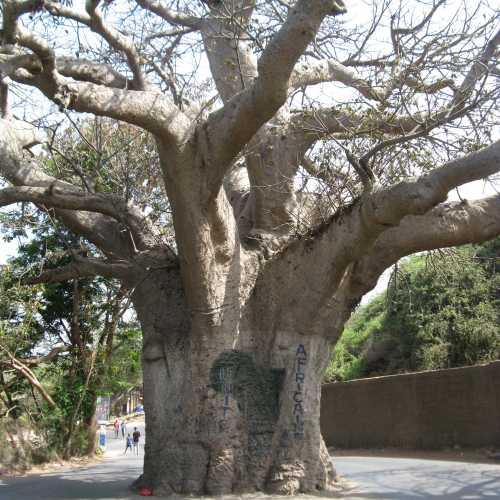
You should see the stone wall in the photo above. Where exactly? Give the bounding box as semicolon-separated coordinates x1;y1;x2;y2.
321;361;500;449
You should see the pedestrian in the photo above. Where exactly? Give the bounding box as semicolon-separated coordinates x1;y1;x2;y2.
120;419;126;438
132;427;141;455
124;433;132;454
113;418;120;438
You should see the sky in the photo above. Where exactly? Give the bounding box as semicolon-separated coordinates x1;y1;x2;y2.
0;239;18;264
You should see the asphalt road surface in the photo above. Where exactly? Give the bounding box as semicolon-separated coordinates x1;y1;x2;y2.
0;422;145;500
1;434;499;499
335;456;500;500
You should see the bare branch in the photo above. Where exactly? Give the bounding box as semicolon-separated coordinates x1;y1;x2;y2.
2;0;35;43
0;52;135;90
2;7;190;138
290;56;455;103
393;0;447;37
451;27;500;108
7;49;189;138
56;56;134;89
0;118;151;256
23;345;69;366
293;24;500;155
381;196;500;259
0;346;58;409
136;0;202;28
260;141;500;326
24;256;136;284
0;185;152;249
290;59;384;101
289;107;422;148
361;139;500;229
43;0;146;89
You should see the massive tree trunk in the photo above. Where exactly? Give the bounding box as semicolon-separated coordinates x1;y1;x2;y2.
131;269;336;496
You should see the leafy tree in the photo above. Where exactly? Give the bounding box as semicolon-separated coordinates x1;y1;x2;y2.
0;220;138;459
101;324;143;413
0;0;499;494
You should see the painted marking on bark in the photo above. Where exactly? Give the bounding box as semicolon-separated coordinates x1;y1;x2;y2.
217;366;233;418
293;344;307;438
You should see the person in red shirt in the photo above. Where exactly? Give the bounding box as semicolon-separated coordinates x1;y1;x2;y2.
113;419;120;438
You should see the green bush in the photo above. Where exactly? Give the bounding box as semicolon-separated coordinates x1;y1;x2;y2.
325;239;500;382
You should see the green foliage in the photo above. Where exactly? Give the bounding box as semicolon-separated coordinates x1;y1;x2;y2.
100;325;143;397
324;296;386;381
0;118;149;466
325;239;500;382
0;227;142;460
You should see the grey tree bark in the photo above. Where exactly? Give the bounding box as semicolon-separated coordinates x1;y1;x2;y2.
1;0;500;496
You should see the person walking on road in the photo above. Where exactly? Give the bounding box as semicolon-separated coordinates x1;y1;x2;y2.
120;419;126;438
124;434;133;454
113;419;120;438
132;427;141;455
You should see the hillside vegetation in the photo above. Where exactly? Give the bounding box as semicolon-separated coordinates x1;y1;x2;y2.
325;238;500;382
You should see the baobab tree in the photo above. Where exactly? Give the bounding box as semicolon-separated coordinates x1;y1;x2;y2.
0;0;499;495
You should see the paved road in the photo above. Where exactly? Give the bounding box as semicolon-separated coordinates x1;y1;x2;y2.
0;422;145;500
1;438;499;499
335;456;500;499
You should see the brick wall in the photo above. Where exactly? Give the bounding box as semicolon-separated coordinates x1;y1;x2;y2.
320;361;500;449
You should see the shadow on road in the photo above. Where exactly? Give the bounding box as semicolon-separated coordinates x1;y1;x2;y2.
0;470;142;499
340;465;500;500
2;453;499;500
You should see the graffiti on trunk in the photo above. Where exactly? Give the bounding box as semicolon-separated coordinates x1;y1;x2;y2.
210;350;284;424
293;344;307;438
217;366;234;418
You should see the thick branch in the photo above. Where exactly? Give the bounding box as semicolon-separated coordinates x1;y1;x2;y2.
13;68;188;138
0;185;152;248
290;107;424;148
56;56;135;89
348;139;500;231
256;141;500;335
202;0;347;197
0;52;134;89
4;20;189;137
24;257;136;284
451;27;500;108
2;0;34;43
342;196;500;305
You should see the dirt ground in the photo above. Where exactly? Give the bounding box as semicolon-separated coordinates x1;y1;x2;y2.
0;453;106;478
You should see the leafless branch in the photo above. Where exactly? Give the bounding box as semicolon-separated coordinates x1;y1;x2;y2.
24;256;135;284
136;0;203;29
